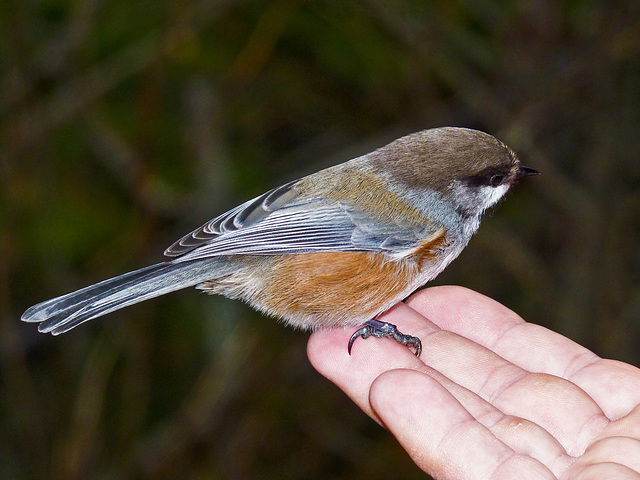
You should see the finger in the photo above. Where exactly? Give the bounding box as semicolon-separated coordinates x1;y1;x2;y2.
404;366;573;476
567;437;640;478
307;302;431;420
405;286;594;374
411;366;573;477
566;405;640;477
413;319;608;456
370;369;556;480
309;303;573;475
565;462;640;479
601;404;640;440
406;286;640;418
568;359;640;420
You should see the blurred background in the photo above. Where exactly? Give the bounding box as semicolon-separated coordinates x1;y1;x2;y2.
2;1;640;478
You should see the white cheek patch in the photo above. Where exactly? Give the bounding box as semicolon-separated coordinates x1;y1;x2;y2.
449;181;510;215
480;184;509;209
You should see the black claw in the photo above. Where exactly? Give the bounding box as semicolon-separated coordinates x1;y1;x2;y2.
348;319;422;357
347;326;370;355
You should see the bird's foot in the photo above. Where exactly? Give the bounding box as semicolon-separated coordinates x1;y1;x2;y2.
348;319;421;357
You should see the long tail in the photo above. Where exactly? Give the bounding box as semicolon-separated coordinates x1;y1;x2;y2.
21;258;231;335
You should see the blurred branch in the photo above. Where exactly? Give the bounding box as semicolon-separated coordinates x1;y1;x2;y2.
0;0;99;116
0;237;48;476
52;334;120;480
4;35;163;158
130;323;258;477
225;0;306;87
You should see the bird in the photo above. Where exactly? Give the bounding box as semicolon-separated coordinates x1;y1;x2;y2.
21;127;538;356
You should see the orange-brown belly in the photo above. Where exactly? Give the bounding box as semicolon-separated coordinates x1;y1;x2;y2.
260;251;419;328
199;229;448;330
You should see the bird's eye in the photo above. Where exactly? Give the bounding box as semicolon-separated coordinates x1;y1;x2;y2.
490;174;505;187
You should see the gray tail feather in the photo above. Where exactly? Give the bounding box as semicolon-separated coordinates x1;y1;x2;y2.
21;259;229;335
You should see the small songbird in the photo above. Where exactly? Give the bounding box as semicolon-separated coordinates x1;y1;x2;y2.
21;127;537;356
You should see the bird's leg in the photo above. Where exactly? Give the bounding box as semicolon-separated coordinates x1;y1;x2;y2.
348;319;422;357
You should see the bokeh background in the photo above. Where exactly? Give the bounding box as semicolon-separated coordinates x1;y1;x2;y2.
2;1;640;479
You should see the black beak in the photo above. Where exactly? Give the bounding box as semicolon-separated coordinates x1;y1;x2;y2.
517;165;539;178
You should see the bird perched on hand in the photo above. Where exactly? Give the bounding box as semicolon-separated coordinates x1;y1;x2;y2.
21;127;537;356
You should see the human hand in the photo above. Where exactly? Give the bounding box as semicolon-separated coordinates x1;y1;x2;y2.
308;286;640;479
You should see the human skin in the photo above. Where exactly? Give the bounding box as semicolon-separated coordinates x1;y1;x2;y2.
308;286;640;479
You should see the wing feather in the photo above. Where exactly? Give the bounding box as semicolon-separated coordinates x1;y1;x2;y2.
164;180;300;257
165;178;436;262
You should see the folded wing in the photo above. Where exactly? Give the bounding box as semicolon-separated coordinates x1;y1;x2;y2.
164;179;436;262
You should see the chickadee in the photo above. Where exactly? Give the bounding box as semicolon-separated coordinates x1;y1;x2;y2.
21;127;537;356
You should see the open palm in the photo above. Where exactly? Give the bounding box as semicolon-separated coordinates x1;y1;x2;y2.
308;286;640;479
